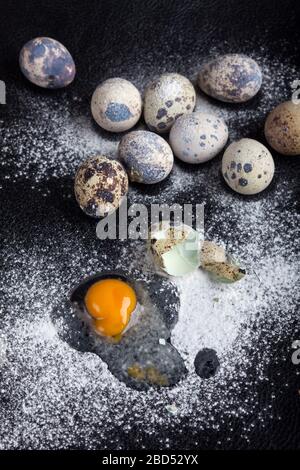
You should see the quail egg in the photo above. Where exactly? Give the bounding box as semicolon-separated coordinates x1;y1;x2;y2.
144;73;196;134
169;112;228;163
118;130;174;183
198;54;262;103
19;37;76;88
91;78;142;132
70;271;186;390
222;138;275;195
74;155;128;217
264;100;300;155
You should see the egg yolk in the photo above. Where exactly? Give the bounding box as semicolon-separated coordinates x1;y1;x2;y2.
84;278;137;337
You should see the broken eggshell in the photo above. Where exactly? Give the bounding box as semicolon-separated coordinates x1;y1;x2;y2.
203;261;246;283
149;222;203;276
70;271;186;390
200;240;226;265
201;242;246;283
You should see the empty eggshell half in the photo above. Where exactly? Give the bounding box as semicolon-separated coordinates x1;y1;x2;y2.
149;222;203;276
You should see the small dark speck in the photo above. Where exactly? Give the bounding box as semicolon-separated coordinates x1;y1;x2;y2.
156;108;167;119
244;163;253;173
231;172;237;179
200;134;206;140
237;163;242;172
84;168;95;182
165;100;173;108
239;178;248;187
258;174;262;179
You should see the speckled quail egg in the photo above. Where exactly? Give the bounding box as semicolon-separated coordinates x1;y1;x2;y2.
264;101;300;155
70;271;186;390
19;37;75;88
144;73;196;134
222;138;275;195
149;222;202;276
169;112;228;163
74;155;128;217
198;54;262;103
118;130;174;184
91;78;142;132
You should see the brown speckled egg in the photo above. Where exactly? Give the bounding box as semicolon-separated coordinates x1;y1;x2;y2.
198;54;262;103
222;138;275;195
264;101;300;155
144;73;196;134
74;156;128;217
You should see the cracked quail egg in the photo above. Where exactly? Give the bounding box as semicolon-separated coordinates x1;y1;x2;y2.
198;54;262;103
70;272;186;390
169;111;228;163
74;155;128;217
222;138;275;195
91;78;142;132
144;73;196;134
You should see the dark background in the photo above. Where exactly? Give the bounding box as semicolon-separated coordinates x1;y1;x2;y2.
0;0;300;450
2;0;300;87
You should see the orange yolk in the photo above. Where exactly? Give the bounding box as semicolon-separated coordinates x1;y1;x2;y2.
84;278;137;337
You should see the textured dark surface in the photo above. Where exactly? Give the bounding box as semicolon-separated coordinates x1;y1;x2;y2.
0;0;300;450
